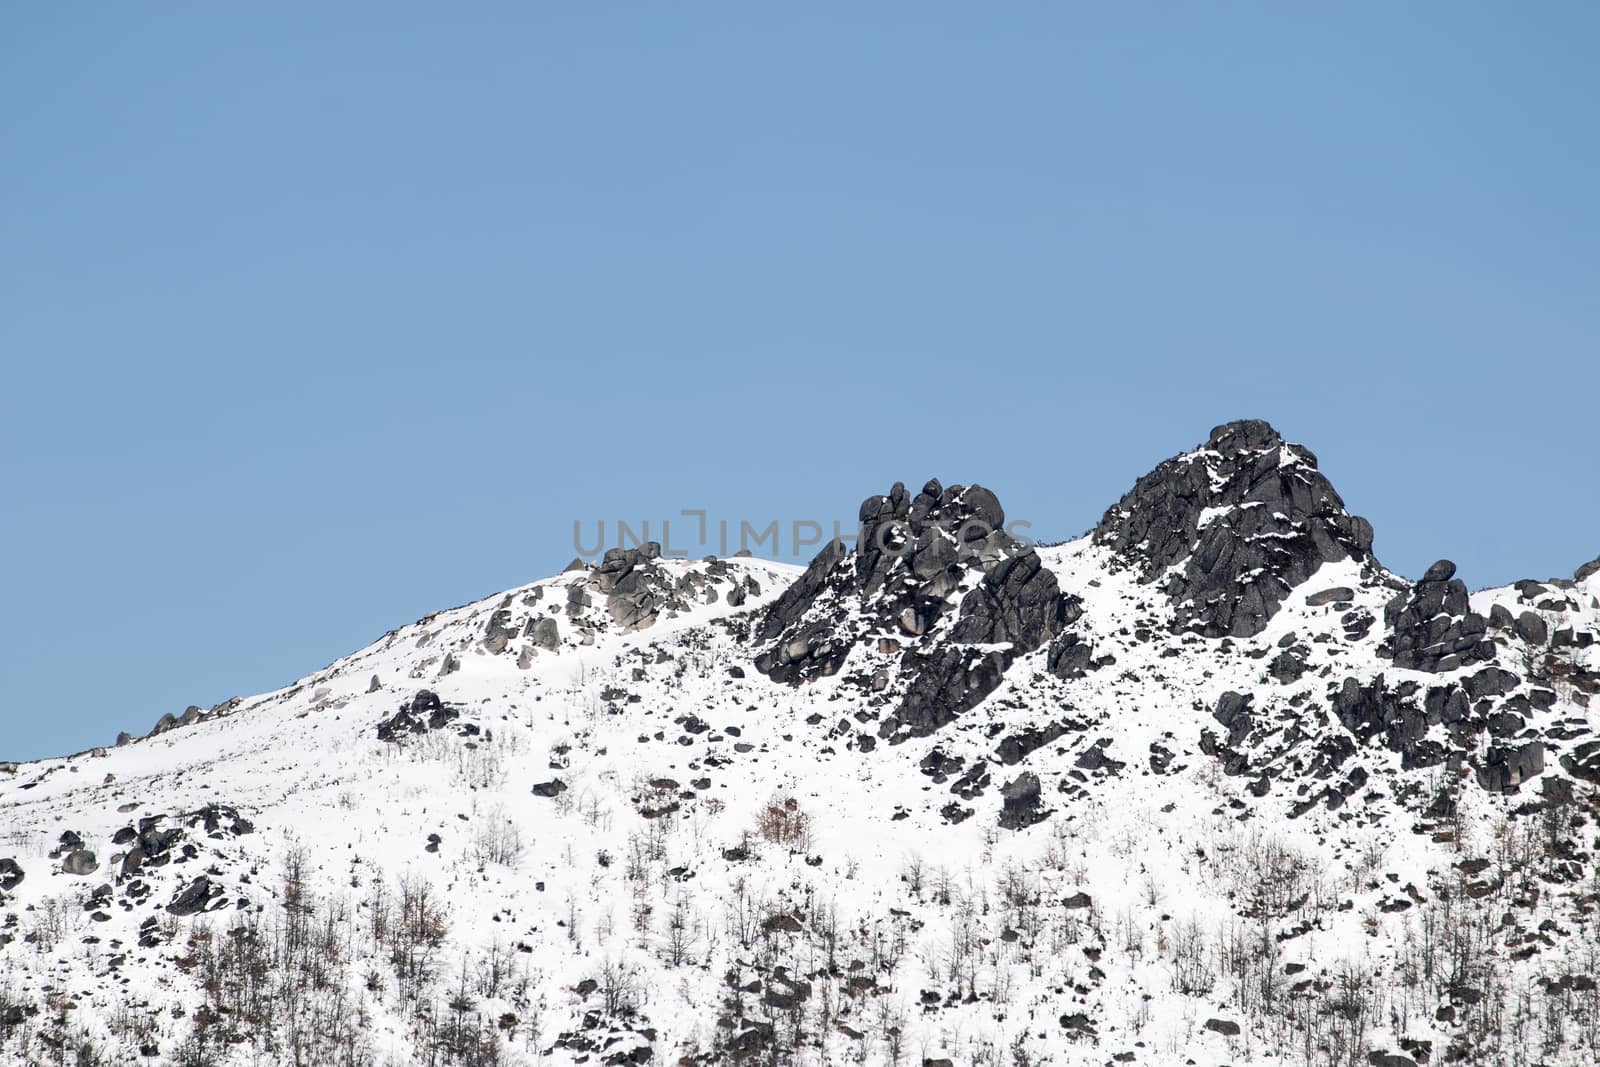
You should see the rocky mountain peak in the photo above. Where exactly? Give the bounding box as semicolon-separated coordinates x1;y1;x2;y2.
1203;416;1283;455
1094;418;1377;638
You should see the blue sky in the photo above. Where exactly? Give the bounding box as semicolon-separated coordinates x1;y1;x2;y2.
3;3;1596;761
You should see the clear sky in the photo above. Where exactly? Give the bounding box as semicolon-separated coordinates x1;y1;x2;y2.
3;3;1597;762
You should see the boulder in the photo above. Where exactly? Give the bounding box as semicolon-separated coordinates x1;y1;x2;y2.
167;876;221;916
0;858;22;892
1476;742;1544;794
529;616;560;650
1423;559;1457;583
62;850;99;876
1213;691;1254;745
1368;1053;1419;1067
1515;611;1548;646
998;772;1045;830
1269;649;1307;684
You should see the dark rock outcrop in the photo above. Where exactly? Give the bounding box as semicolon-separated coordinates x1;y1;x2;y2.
1380;560;1494;673
1575;553;1600;583
755;480;1080;742
0;858;22;893
1476;742;1544;794
62;850;98;876
998;772;1047;830
1213;691;1255;746
167;876;223;916
377;690;461;742
1094;420;1376;638
1331;678;1442;769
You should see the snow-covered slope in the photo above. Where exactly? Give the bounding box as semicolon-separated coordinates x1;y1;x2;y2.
3;420;1598;1067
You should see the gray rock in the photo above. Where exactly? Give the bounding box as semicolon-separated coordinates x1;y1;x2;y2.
1332;678;1443;770
531;779;567;798
1046;633;1095;679
0;858;22;892
167;875;221;916
1213;691;1254;745
1306;586;1355;607
62;850;98;876
1423;559;1457;583
528;616;560;650
1367;1053;1418;1067
999;772;1046;830
1515;611;1548;646
1204;1018;1241;1037
483;608;519;653
1476;741;1544;794
1269;649;1306;684
1574;553;1600;583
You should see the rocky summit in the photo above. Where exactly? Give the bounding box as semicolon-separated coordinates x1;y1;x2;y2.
3;419;1599;1067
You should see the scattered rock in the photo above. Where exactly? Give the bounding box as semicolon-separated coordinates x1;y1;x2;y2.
377;690;461;742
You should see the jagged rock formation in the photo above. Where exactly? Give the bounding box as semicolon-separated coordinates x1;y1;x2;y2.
1379;559;1495;672
754;479;1080;740
1094;419;1376;637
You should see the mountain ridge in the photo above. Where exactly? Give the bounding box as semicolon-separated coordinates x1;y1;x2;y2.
3;418;1598;1067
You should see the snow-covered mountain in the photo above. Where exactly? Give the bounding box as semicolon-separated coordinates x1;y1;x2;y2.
4;419;1598;1067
